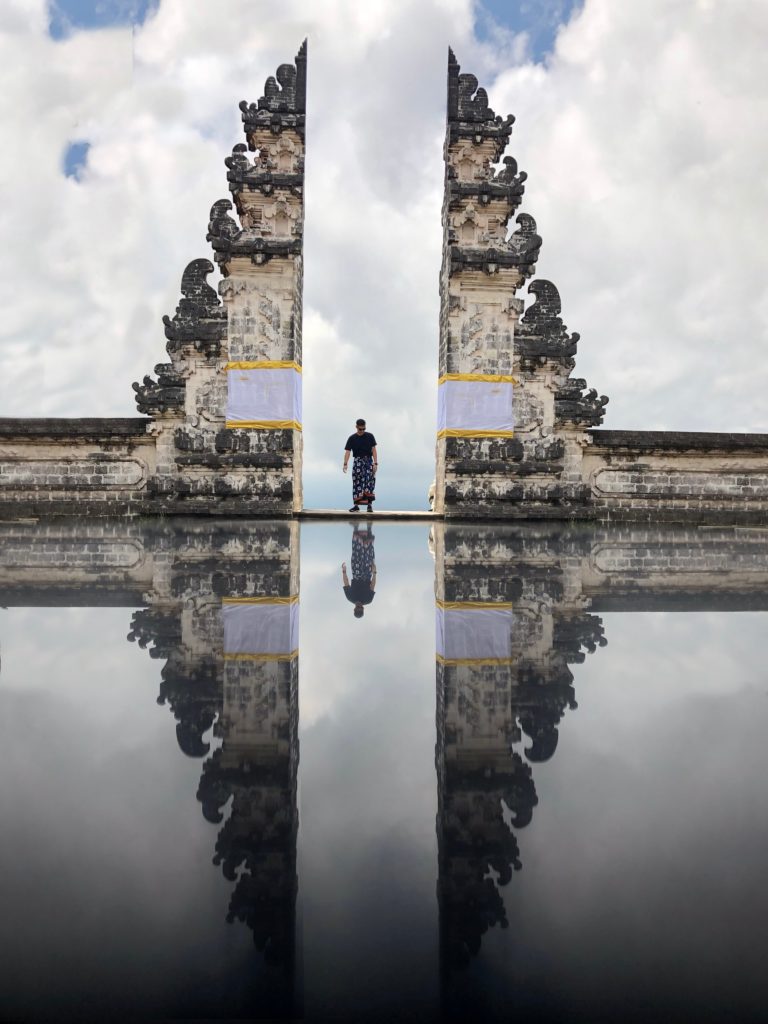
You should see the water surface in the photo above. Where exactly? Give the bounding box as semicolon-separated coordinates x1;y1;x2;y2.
1;518;767;1021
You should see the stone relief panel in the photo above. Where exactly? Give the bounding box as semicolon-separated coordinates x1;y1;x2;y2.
449;202;509;246
252;131;304;174
512;386;547;436
448;140;494;182
193;375;227;424
239;196;302;238
592;468;768;502
0;458;148;490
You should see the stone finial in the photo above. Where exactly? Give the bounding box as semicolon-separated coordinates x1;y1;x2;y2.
206;198;240;244
516;279;609;423
516;279;579;365
132;363;185;416
224;142;251;179
446;47;514;152
494;155;526;186
162;258;227;356
507;213;542;267
239;40;308;141
555;378;610;426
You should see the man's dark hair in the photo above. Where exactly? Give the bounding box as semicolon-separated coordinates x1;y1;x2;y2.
356;418;366;427
354;605;364;618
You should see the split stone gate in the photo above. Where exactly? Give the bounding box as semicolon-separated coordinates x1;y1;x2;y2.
1;42;768;522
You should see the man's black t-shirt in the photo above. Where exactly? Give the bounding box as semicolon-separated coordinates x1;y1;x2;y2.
344;581;375;605
345;431;377;457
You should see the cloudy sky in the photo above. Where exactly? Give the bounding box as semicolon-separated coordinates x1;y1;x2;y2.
1;0;766;509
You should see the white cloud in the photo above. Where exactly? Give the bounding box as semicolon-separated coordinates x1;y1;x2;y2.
491;0;768;431
0;0;766;511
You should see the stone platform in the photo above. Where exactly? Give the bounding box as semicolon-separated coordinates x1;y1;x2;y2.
297;508;438;520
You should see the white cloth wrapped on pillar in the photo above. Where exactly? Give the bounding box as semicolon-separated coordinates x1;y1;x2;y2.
226;361;302;430
435;600;513;665
437;373;516;438
222;597;299;661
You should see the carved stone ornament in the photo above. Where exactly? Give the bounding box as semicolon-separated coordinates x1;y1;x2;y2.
132;363;185;417
555;379;610;427
516;279;579;366
206;196;301;270
447;47;514;155
162;258;227;357
239;40;307;141
226;141;303;199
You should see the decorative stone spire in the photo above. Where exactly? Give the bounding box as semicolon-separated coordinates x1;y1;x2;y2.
446;46;514;153
239;40;307;140
443;49;537;281
132;44;307;514
435;49;608;519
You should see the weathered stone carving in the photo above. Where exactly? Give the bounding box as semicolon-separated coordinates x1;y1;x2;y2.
447;47;514;153
239;39;307;140
162;258;227;356
226;142;304;198
436;49;608;519
206;197;240;245
134;258;226;418
132;363;185;416
555;378;610;426
126;44;307;514
515;279;579;366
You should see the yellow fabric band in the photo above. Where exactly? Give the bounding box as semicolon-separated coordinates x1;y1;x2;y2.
224;650;299;663
438;373;518;385
436;600;514;610
437;428;515;439
436;654;516;667
226;361;302;372
222;595;299;606
225;419;302;431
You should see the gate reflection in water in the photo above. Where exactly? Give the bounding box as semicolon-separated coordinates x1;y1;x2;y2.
1;518;768;1021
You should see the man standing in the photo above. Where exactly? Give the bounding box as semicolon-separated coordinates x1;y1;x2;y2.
343;418;378;513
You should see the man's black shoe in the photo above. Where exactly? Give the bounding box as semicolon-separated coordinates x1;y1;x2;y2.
349;505;360;513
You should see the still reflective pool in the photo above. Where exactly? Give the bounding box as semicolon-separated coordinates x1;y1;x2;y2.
1;518;767;1022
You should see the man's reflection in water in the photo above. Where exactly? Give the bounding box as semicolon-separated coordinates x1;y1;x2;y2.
342;524;377;618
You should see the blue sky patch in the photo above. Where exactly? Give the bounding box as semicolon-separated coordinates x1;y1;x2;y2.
475;0;582;63
63;141;91;180
48;0;158;40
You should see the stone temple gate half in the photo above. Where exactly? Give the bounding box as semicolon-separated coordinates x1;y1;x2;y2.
1;43;768;523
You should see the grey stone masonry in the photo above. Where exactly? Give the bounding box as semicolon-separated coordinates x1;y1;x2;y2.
585;430;768;523
434;50;608;521
0;418;155;518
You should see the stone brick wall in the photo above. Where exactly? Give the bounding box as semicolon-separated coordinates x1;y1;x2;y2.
584;430;768;523
0;418;155;518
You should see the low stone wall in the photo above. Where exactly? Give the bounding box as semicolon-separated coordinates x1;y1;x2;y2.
0;418;156;518
585;430;768;524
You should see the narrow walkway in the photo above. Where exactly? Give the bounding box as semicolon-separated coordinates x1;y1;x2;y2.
298;508;440;521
